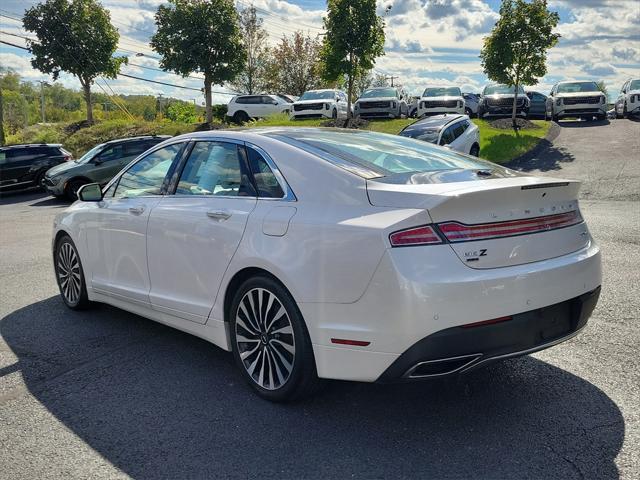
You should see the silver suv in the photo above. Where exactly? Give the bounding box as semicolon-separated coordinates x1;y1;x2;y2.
354;86;409;119
478;84;530;118
545;81;607;121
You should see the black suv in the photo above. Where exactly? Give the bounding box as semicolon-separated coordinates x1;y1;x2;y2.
0;144;72;193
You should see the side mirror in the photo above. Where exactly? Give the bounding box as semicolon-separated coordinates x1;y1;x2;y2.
78;183;103;202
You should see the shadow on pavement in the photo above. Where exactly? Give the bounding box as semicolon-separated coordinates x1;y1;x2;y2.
557;119;610;128
1;296;624;479
0;190;69;207
506;137;576;172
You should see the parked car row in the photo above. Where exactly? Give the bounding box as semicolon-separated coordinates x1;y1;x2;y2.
0;144;72;193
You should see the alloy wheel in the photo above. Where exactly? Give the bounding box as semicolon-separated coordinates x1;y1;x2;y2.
57;242;82;305
234;288;296;390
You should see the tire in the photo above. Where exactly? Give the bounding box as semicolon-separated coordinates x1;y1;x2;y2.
623;104;628;119
464;107;473;118
229;275;322;402
54;235;91;310
469;144;480;157
233;111;249;123
552;111;559;122
332;108;338;120
35;171;47;191
65;178;87;201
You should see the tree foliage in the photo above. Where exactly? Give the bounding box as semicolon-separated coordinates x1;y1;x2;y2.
232;6;269;95
151;0;246;123
23;0;126;123
165;101;198;123
264;32;324;96
320;0;385;117
480;0;559;127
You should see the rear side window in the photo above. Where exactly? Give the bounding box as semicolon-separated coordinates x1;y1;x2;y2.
96;144;124;162
236;96;261;105
246;147;284;198
123;141;153;157
440;126;455;145
176;141;254;197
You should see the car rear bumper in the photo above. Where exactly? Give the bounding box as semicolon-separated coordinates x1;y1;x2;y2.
377;286;599;382
305;239;601;382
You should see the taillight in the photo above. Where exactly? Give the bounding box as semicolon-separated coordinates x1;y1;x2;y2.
389;225;443;246
64;155;72;161
438;210;583;243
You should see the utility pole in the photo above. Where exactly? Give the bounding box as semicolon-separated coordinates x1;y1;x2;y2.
385;75;399;87
39;81;46;123
0;88;5;146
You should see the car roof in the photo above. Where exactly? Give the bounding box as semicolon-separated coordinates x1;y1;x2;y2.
1;143;62;149
103;135;171;145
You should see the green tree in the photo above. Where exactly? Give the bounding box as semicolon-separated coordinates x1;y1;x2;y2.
264;31;324;96
480;0;560;128
23;0;126;123
166;101;197;123
320;0;385;119
151;0;246;124
232;6;269;94
596;80;609;102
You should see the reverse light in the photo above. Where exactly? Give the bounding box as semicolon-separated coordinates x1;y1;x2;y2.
438;210;583;243
390;225;443;246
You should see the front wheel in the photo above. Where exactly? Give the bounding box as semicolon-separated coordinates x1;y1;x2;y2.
230;275;322;402
54;235;91;310
331;108;338;120
65;178;87;200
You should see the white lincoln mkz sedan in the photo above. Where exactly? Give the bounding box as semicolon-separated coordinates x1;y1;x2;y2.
53;128;601;401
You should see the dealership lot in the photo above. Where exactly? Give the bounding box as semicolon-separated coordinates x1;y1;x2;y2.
0;119;639;479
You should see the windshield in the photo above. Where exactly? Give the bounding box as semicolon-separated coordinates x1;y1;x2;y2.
629;80;640;91
75;143;105;163
557;82;599;93
361;88;397;98
272;130;490;177
484;85;525;95
423;87;461;97
299;91;335;100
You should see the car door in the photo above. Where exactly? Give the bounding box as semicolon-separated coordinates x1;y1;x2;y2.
262;95;280;116
0;148;35;187
86;142;185;304
146;140;258;323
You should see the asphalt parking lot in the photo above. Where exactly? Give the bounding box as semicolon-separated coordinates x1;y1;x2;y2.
1;118;639;479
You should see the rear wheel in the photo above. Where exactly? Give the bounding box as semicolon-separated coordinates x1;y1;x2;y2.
464;107;473;118
233;110;249;123
35;171;47;191
54;235;91;310
469;144;480;157
332;108;338;119
229;275;322;402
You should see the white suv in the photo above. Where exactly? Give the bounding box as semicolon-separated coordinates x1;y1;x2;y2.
227;94;293;123
545;81;607;121
417;86;465;117
398;114;480;157
615;78;640;118
291;89;349;120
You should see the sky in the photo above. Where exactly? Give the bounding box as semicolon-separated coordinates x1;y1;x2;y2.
1;0;639;105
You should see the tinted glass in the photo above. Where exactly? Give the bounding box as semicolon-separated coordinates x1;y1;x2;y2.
440;126;455;145
299;91;335;100
423;87;461;97
274;130;490;176
556;82;599;93
399;127;440;144
452;122;466;139
176;141;252;196
96;144;124;162
236;96;261;104
630;80;640;90
246;147;284;198
75;144;105;164
484;85;525;95
261;96;276;104
114;143;182;198
361;88;397;98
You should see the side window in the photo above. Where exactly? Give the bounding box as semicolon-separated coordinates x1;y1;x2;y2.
1;149;24;163
123;141;153;157
261;96;276;104
246;147;285;198
0;151;7;165
114;143;182;198
96;144;123;163
452;122;466;139
176;141;253;197
440;126;455;145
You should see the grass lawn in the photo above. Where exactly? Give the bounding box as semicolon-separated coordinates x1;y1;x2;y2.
250;114;550;164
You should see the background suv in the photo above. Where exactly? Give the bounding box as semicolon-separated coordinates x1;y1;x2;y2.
354;86;409;119
462;93;479;117
615;78;640;118
418;87;465;117
44;135;169;199
478;84;530;118
0;144;71;193
227;94;293;123
546;81;607;122
399;114;480;156
291;89;349;119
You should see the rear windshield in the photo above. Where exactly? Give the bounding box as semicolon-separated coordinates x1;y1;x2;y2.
299;91;335;100
361;88;397;98
423;87;461;97
484;85;525;95
272;130;490;177
557;82;599;93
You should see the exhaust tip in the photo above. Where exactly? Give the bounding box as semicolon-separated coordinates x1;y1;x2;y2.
404;353;482;379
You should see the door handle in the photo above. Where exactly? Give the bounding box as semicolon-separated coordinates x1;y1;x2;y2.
129;206;145;215
207;210;231;221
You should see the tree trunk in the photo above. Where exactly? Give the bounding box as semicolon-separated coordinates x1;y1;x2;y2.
347;52;354;121
82;80;93;124
0;88;5;146
512;82;519;130
204;76;212;124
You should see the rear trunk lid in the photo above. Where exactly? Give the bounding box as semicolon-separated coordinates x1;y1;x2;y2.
368;175;589;269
